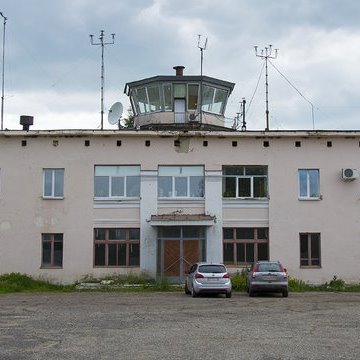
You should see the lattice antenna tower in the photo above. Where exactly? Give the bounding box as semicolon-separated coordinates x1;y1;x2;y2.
198;34;208;124
254;45;278;131
90;30;115;130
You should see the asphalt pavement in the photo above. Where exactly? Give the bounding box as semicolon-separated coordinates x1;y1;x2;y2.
0;291;359;360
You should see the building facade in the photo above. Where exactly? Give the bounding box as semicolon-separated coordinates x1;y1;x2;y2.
0;68;359;284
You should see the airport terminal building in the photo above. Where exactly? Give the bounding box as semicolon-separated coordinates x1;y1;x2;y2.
1;66;359;284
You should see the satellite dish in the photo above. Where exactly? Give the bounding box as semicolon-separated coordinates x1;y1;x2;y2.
108;102;123;125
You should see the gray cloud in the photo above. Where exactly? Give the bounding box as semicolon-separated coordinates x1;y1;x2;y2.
1;0;360;130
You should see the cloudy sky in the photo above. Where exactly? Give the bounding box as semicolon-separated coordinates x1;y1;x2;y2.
1;0;360;131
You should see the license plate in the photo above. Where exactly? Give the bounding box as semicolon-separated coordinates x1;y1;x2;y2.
207;278;219;283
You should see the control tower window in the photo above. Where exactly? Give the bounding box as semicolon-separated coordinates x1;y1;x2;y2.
148;85;161;112
201;85;228;115
188;84;199;110
174;84;186;98
163;84;172;111
135;88;148;114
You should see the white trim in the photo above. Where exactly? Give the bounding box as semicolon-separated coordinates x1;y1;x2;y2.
93;199;140;209
149;220;214;227
222;199;269;208
93;219;140;226
223;219;269;227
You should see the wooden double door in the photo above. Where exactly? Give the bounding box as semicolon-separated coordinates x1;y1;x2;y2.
158;226;206;282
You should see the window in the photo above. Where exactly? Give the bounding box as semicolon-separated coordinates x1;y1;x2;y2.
43;169;64;198
94;166;140;198
223;228;269;265
94;228;140;267
158;166;204;198
298;169;320;199
42;233;63;268
201;85;228;115
223;166;268;198
300;233;321;267
188;84;199;110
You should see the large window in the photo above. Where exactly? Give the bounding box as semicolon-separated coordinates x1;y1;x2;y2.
94;166;140;198
94;228;140;267
41;233;63;268
158;166;204;198
298;169;320;199
223;228;269;265
131;82;228;116
300;233;321;267
223;166;268;198
201;85;228;115
43;169;64;198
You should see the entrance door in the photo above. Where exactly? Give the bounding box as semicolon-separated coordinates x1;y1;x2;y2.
162;239;201;280
183;240;199;275
163;240;181;276
174;99;186;123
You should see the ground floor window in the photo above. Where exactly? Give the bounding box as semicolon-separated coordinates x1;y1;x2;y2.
223;227;269;265
300;233;321;267
41;233;63;268
94;228;140;267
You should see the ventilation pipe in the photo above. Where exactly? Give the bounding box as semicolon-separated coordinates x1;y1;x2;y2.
20;115;33;131
173;66;185;76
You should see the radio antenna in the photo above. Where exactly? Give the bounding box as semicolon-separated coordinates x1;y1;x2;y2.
198;34;208;124
90;30;115;130
254;45;278;131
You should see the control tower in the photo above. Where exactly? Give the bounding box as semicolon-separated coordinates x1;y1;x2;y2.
124;66;235;130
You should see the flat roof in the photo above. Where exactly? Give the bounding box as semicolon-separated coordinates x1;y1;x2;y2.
124;75;235;95
2;129;360;138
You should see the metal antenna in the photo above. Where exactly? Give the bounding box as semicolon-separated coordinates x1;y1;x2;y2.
0;12;7;131
198;34;207;124
232;98;247;131
90;30;115;130
255;45;278;131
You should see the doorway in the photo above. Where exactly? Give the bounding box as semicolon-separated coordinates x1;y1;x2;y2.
158;226;206;282
174;99;186;123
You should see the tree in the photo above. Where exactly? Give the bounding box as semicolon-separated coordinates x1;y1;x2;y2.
121;107;135;128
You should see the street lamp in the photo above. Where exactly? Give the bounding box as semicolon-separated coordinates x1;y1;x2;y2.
0;11;7;131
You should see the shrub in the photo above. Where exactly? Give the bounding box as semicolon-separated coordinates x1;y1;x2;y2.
231;270;248;291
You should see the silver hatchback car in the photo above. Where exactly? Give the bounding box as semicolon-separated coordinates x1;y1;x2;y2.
247;260;288;297
185;262;232;298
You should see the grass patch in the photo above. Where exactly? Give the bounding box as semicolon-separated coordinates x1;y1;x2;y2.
1;272;360;294
0;273;73;294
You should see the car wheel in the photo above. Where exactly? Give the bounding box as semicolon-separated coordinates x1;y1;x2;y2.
249;288;255;297
191;286;197;298
184;282;190;295
226;291;232;298
282;289;289;298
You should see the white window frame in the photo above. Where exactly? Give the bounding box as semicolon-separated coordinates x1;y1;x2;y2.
298;169;320;200
223;166;268;199
94;165;140;199
158;165;204;198
43;168;64;199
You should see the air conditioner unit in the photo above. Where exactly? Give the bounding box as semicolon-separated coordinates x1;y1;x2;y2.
342;168;359;180
188;113;199;122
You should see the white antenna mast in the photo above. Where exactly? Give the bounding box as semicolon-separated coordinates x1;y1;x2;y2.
198;34;207;124
255;44;278;131
0;11;7;131
90;30;115;130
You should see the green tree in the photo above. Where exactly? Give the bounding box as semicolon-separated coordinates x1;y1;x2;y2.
121;107;135;128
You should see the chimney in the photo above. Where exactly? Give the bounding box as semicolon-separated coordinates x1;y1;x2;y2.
20;115;34;131
173;66;185;76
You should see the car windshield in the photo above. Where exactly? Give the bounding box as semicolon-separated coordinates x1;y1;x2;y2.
199;265;226;274
257;263;282;272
